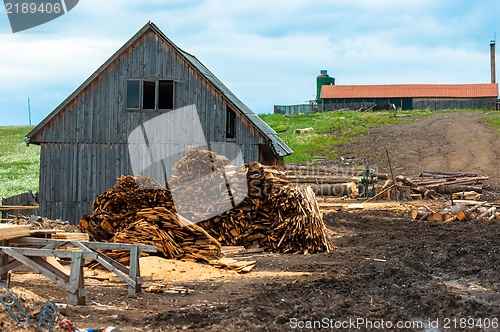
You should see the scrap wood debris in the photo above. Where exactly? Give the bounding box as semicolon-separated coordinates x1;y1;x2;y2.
80;148;333;271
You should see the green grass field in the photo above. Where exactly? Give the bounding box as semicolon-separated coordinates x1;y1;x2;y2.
0;126;39;200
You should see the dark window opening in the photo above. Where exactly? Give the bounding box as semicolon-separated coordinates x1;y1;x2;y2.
226;107;236;139
126;80;140;109
143;81;156;109
158;80;174;109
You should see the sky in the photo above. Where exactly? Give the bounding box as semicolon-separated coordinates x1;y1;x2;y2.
0;0;499;126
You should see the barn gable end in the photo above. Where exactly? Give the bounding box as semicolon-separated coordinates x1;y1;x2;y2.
26;22;292;224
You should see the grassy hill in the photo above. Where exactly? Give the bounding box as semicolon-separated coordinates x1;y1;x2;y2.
260;110;440;163
0;126;39;200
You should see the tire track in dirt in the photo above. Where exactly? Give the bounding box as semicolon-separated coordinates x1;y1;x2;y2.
338;112;500;189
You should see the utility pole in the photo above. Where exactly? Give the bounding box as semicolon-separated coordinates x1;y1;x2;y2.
28;97;31;126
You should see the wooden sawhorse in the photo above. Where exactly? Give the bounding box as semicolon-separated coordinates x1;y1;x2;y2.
0;237;157;305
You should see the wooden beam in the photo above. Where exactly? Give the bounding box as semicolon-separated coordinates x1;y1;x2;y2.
0;248;97;259
11;237;157;253
0;205;39;211
1;247;76;293
68;252;85;305
0;225;31;241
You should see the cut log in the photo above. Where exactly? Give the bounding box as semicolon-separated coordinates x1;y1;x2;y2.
411;210;428;219
451;191;482;200
420;171;479;178
427;212;444;222
310;182;357;197
456;210;467;221
443;213;454;221
435;184;483;194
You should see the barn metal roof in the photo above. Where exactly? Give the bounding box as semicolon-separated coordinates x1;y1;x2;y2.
321;83;499;99
27;22;292;158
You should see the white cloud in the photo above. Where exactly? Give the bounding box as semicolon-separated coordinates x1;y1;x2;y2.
0;0;498;124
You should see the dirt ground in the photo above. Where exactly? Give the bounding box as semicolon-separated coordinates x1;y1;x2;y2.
337;111;500;190
4;111;500;331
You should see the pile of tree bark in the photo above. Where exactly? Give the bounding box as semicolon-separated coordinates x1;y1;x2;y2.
199;162;332;253
80;149;333;265
411;201;499;222
397;171;488;198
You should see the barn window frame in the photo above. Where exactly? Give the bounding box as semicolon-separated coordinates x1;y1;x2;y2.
126;78;175;111
226;106;237;140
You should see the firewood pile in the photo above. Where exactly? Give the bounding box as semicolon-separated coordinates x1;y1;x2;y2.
411;201;499;222
110;207;221;264
80;149;332;265
396;171;488;199
199;162;332;253
80;174;174;241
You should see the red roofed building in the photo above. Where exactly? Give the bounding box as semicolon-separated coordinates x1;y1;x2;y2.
320;83;499;110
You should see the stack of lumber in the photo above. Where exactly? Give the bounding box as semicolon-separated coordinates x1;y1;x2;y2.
397;171;488;197
80;149;332;265
411;201;500;222
51;232;89;241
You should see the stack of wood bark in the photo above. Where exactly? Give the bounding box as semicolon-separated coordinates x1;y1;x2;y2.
168;149;247;223
112;207;221;263
199;162;332;253
397;171;488;198
80;174;175;241
411;201;499;222
80;149;332;265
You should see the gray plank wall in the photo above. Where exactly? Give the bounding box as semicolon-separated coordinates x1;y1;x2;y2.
32;30;266;224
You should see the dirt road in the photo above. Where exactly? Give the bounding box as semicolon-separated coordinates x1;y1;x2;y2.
338;112;500;189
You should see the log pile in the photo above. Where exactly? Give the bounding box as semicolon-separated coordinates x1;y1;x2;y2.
411;201;500;222
283;165;388;197
80;149;333;265
397;171;488;198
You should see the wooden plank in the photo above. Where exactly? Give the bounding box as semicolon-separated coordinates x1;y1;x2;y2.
0;240;8;279
68;251;85;305
71;242;135;287
11;237;157;253
0;225;31;240
128;245;141;295
0;248;96;259
0;205;39;211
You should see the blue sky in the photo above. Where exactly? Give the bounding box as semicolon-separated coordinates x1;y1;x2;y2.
1;0;499;126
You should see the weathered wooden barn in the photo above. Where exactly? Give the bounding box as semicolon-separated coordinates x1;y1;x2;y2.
320;83;499;111
26;22;292;224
